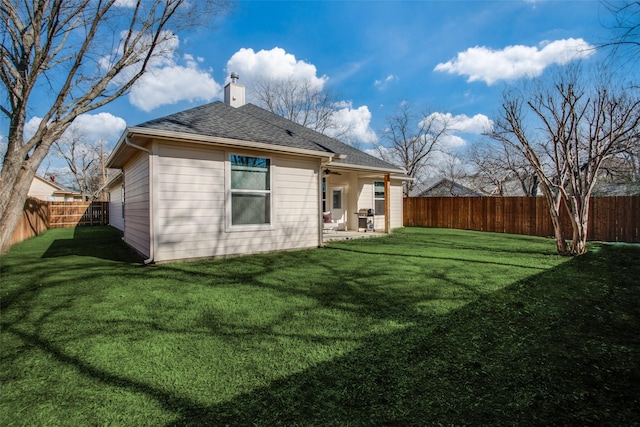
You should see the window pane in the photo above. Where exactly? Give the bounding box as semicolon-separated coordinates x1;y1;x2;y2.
231;156;270;190
374;181;385;199
332;190;341;209
232;193;270;225
231;155;268;168
374;181;384;215
231;168;269;190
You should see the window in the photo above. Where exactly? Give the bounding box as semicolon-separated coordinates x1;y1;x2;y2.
332;189;342;209
374;181;385;215
322;178;326;212
230;155;271;225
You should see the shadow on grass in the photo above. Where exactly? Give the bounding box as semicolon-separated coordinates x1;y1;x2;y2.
41;226;144;263
325;244;548;271
1;226;144;319
2;230;639;425
158;245;639;426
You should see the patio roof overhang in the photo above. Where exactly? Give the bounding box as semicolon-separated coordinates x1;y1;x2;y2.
323;162;412;180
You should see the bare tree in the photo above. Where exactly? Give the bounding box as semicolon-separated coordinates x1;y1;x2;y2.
254;76;352;141
600;1;640;63
53;129;104;200
0;0;228;253
487;67;640;255
375;103;451;196
467;139;539;196
435;154;469;195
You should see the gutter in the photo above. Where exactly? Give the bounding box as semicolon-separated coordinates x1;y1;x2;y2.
127;126;336;160
124;137;155;265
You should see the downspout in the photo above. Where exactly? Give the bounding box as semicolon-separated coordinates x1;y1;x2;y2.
125;137;155;264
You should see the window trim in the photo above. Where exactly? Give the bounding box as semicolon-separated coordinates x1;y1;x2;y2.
374;180;385;216
227;153;274;231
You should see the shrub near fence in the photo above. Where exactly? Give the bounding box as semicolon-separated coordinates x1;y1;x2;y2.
10;198;109;247
404;196;639;243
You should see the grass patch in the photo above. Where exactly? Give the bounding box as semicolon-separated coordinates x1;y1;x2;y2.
1;226;638;425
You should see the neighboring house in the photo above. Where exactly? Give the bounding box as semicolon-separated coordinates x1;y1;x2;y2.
28;175;84;201
106;78;408;263
414;178;483;197
105;171;124;231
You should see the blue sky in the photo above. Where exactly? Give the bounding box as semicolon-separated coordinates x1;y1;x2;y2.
7;0;631;176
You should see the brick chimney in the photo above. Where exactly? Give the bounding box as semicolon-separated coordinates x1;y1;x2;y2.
224;72;245;108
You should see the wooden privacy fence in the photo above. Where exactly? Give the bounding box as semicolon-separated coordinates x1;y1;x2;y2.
404;196;639;243
10;198;109;247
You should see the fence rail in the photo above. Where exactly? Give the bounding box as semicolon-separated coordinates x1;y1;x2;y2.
403;196;639;243
10;198;109;247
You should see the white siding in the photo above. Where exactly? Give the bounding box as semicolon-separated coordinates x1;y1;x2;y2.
123;151;150;258
108;181;125;231
357;178;404;231
29;177;58;201
153;143;320;262
389;180;404;229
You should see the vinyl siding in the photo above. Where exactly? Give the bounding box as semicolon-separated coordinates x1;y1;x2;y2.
153;143;320;262
389;180;404;229
123;151;150;257
28;178;59;201
108;182;124;231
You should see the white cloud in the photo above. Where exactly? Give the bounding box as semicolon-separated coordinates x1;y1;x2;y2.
23;113;126;145
225;47;328;93
434;38;595;85
328;103;378;145
69;113;127;143
425;112;493;134
374;74;398;90
114;0;137;7
413;112;493;151
440;134;467;148
129;62;221;112
24;117;41;141
100;31;221;111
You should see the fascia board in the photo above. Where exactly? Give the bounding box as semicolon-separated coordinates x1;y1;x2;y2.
126;127;337;160
326;161;407;176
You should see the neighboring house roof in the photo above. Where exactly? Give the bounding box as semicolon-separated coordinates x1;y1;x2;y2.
413;178;484;197
29;175;83;200
108;101;405;175
593;181;640;196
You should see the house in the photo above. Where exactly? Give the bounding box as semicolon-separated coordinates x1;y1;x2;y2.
28;175;84;201
106;77;408;263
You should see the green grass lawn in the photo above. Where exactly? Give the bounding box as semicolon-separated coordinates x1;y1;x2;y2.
1;226;638;426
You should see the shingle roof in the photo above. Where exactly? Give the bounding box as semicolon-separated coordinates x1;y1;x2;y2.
135;101;403;172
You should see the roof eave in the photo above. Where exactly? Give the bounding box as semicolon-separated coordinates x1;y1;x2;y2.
107;127;338;168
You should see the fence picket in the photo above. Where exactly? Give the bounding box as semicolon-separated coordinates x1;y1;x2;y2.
10;198;109;247
404;196;639;243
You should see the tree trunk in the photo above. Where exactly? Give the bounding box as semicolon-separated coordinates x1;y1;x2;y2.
0;167;38;254
566;194;590;255
540;186;569;254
